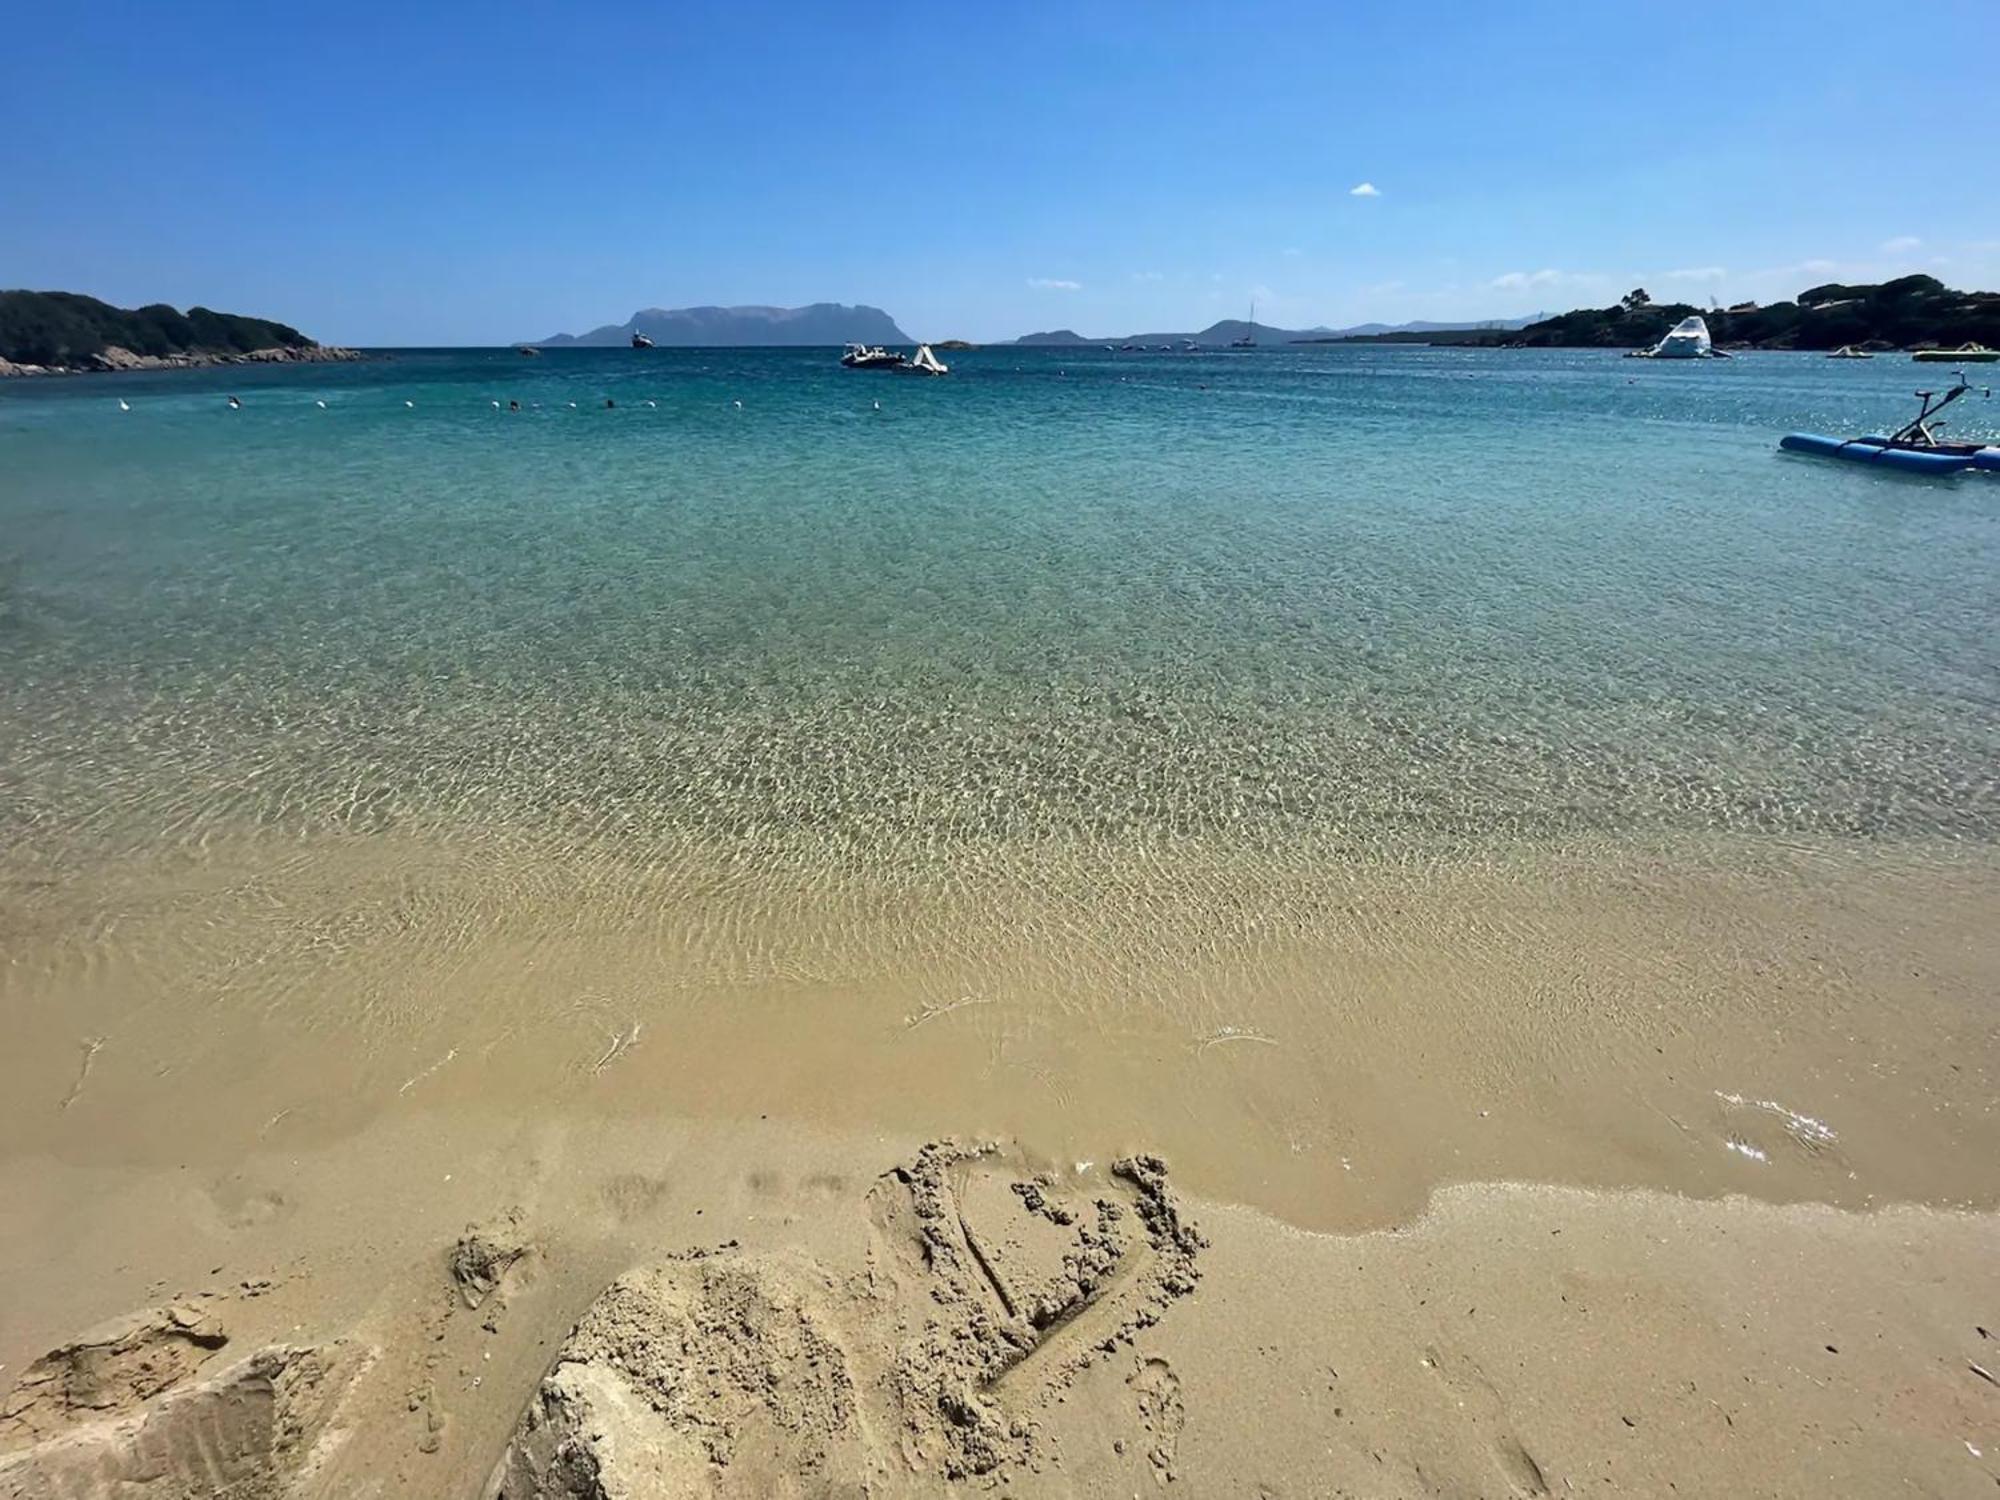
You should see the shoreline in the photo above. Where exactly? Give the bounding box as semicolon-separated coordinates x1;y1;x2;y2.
0;343;369;378
7;826;1998;1235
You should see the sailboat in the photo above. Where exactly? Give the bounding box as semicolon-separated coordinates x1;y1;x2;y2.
1231;301;1257;348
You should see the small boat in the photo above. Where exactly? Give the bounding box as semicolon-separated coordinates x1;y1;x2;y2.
899;345;949;376
1778;434;1971;474
1780;373;1996;475
516;345;542;357
1180;340;1197;351
1848;436;2000;471
840;344;908;369
1914;342;1998;363
631;333;654;349
1826;345;1872;359
1231;300;1257;348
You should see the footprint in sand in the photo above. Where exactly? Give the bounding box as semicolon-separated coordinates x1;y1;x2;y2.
1128;1355;1186;1486
1419;1343;1551;1497
194;1178;294;1232
597;1173;672;1225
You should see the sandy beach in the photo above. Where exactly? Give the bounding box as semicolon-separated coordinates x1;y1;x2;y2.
5;1111;1998;1497
10;0;2000;1478
4;824;1999;1495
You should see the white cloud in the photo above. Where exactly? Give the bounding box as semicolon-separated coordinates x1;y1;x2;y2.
1130;271;1165;283
1282;247;1304;258
1665;265;1728;282
1348;182;1381;198
1490;268;1564;290
1881;235;1922;255
1798;258;1838;274
1026;277;1082;291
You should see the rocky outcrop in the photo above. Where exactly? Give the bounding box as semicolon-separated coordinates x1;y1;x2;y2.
0;345;366;377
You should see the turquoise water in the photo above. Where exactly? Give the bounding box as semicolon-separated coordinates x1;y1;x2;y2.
3;345;1997;866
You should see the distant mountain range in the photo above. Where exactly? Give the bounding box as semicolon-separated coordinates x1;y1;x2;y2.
1012;316;1544;346
532;303;912;347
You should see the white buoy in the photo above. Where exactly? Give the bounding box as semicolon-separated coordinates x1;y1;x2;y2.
227;396;241;409
567;401;577;409
733;399;743;409
315;399;327;409
118;399;130;411
404;400;415;408
491;400;500;409
872;400;880;411
645;400;657;408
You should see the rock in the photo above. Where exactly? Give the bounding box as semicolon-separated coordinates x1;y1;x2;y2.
84;345;148;372
0;344;366;377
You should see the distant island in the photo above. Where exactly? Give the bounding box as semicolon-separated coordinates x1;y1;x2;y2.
533;303;913;348
0;290;361;376
1372;277;2000;352
1013;316;1543;347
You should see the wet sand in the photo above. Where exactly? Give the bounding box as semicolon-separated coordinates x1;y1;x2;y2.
4;829;2000;1493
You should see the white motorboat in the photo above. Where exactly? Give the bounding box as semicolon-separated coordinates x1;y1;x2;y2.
1629;315;1716;359
841;344;908;369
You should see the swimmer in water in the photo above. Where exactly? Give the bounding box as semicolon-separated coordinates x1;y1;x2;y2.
605;398;616;409
509;399;520;411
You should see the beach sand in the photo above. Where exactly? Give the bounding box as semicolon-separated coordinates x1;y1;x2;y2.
4;830;1999;1494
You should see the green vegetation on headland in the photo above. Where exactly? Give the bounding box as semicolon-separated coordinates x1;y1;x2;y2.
1350;277;2000;352
0;290;358;374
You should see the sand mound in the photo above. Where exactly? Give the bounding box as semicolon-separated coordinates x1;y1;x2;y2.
0;1304;229;1448
489;1251;864;1499
489;1141;1204;1498
450;1208;537;1312
0;1334;370;1500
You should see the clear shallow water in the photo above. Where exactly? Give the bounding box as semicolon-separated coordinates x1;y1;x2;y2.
8;345;2000;1228
3;345;1997;865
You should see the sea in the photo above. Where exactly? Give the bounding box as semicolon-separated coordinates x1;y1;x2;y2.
3;344;1997;1226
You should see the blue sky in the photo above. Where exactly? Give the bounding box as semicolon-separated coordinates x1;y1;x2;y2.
7;0;1997;344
